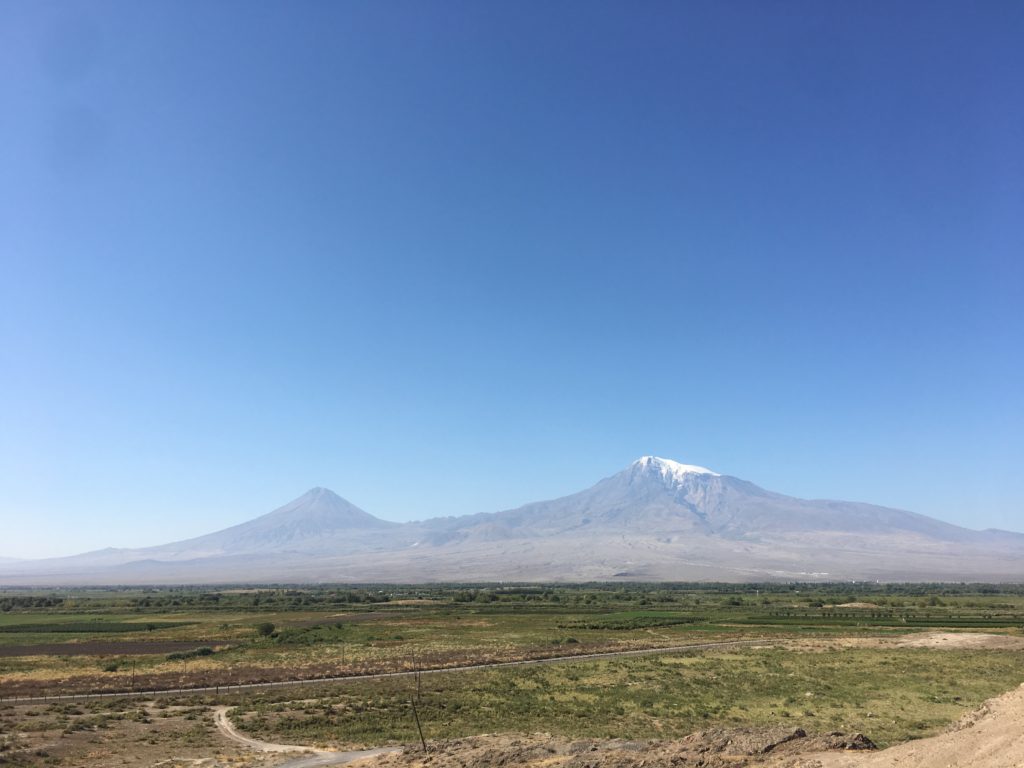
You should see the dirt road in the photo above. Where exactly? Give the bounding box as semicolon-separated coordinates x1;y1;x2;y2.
213;706;401;767
7;638;776;704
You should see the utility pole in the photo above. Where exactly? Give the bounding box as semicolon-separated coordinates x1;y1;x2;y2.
410;699;426;752
412;649;421;703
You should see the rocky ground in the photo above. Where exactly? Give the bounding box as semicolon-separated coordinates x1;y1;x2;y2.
368;727;875;768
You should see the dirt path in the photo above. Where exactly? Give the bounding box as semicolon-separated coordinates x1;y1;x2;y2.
790;683;1024;768
214;706;318;753
213;706;401;767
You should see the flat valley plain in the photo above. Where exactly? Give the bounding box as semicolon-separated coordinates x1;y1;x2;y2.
2;583;1024;767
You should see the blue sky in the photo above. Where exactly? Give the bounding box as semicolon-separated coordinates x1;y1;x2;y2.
1;1;1022;558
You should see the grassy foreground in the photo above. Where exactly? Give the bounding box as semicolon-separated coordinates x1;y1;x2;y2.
230;643;1024;749
2;585;1024;765
3;583;1023;697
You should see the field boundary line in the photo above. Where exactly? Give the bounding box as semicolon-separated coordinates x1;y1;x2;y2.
3;638;778;705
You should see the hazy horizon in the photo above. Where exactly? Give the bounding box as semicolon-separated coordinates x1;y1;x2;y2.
5;456;1024;562
2;2;1022;558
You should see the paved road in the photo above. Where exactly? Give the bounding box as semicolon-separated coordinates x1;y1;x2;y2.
213;706;401;767
4;638;775;705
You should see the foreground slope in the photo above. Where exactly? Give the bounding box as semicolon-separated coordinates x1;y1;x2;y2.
806;682;1024;768
2;458;1021;583
365;680;1024;768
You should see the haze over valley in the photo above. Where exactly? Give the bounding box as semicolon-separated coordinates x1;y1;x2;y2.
4;457;1020;585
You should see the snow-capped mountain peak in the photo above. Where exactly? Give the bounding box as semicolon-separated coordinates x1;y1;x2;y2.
633;456;721;482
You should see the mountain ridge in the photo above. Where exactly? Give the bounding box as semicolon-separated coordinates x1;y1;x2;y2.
2;457;1021;584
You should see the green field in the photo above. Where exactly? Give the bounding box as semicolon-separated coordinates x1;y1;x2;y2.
1;582;1023;757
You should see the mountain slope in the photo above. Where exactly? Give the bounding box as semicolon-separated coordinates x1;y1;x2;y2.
415;457;982;545
7;488;400;572
1;458;1021;584
149;487;397;557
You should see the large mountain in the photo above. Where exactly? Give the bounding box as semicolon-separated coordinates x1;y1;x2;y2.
3;457;1021;584
150;486;398;557
6;487;400;572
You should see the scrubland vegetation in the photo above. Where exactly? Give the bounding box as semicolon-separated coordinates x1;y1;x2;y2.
229;644;1024;749
1;583;1023;763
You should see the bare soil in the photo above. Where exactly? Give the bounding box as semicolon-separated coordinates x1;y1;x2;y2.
894;631;1024;650
0;640;231;658
213;707;401;766
368;727;875;768
792;683;1024;768
0;700;267;768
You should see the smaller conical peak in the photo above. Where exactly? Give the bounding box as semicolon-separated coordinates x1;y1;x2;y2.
281;487;359;514
267;487;393;527
633;456;720;482
276;487;348;511
296;487;345;502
